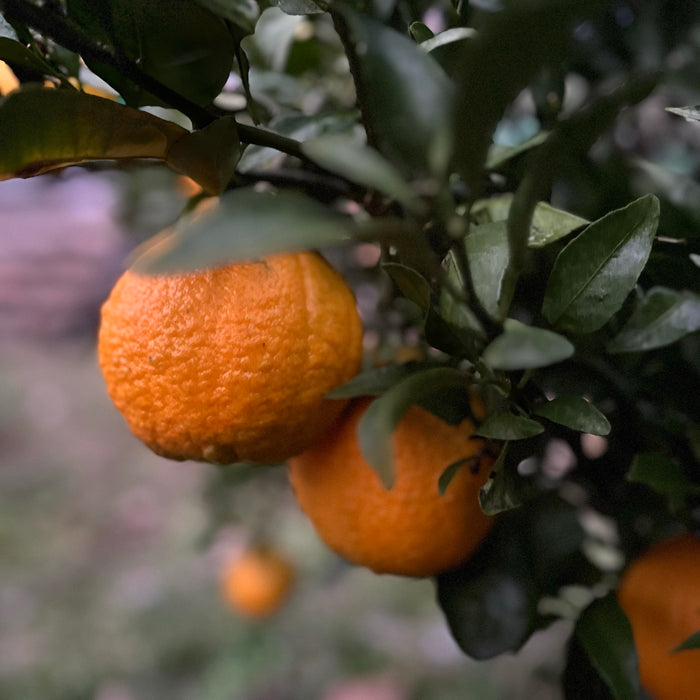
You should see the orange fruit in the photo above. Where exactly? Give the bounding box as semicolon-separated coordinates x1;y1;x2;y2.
617;532;700;700
98;251;363;464
288;398;495;577
0;61;19;95
221;546;295;618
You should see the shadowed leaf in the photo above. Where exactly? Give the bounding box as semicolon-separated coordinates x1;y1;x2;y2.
542;195;660;334
0;88;187;180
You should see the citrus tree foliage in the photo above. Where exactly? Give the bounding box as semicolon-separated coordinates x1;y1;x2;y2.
1;0;699;695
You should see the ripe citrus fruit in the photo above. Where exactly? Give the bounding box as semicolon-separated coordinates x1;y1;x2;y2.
288;398;496;577
98;251;362;464
617;532;700;700
220;546;296;618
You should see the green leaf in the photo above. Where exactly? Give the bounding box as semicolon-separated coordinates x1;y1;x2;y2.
499;73;659;321
485;131;549;171
408;21;434;43
534;396;611;436
438;494;585;659
483;319;574;370
419;27;476;76
465;221;509;320
0;36;57;77
0;88;187;180
479;458;526;515
607;287;700;353
278;0;326;14
471;195;588;248
67;0;235;107
131;188;356;273
237;111;359;172
674;630;700;652
542;195;660;334
452;0;603;191
334;6;453;175
356;367;468;488
437;522;537;659
627;452;700;512
383;262;431;311
166;116;240;194
438;458;470;496
528;202;589;248
193;0;260;33
325;362;431;399
420;27;475;55
439;250;486;339
472;195;588;247
474;413;544;441
301;134;422;213
574;594;641;700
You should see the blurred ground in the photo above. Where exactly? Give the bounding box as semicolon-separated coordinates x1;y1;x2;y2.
0;172;571;700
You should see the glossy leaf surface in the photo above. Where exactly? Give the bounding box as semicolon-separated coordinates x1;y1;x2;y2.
607;287;700;353
542;195;660;334
483;319;574;370
0;88;187;180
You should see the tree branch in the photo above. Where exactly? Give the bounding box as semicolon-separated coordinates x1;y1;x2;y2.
0;0;307;159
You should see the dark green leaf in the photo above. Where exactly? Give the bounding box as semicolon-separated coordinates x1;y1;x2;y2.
673;630;700;652
437;527;537;659
574;594;641;700
632;159;700;236
465;221;509;319
479;458;526;515
0;88;187;180
438;458;470;496
424;307;485;360
334;6;453;175
439;250;486;338
483;319;574;370
301;134;422;213
67;0;235;107
237;111;359;173
627;452;700;512
474;413;544;441
419;27;476;76
357;367;468;488
420;27;475;55
166;116;240;194
278;0;326;14
0;36;56;76
485;131;548;171
383;262;431;311
471;195;585;247
408;21;434;43
499;73;659;321
607;287;700;353
452;0;603;191
528;202;589;248
534;396;611;435
439;494;589;659
131;188;356;273
471;195;588;248
325;362;431;399
542;195;660;334
194;0;260;32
